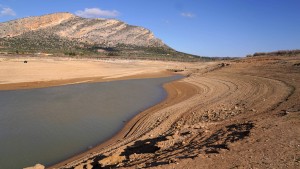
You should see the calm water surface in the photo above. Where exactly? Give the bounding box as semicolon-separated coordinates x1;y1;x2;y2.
0;76;181;169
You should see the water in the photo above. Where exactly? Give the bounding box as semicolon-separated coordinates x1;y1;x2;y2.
0;76;181;169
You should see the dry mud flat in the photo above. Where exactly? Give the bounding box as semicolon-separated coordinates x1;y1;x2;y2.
47;55;300;169
0;57;194;90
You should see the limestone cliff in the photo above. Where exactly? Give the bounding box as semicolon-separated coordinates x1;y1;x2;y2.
0;12;165;48
0;13;75;38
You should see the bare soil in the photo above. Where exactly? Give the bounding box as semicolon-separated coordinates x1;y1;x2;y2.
1;55;299;169
53;55;300;169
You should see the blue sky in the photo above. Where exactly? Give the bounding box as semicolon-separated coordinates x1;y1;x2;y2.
0;0;299;57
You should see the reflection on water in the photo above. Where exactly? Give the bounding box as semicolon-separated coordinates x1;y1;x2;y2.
0;76;181;169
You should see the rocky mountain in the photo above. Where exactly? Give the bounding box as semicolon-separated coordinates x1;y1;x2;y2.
0;12;164;47
0;12;204;61
0;13;75;38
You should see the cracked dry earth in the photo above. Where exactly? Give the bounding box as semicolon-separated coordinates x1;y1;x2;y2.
55;55;300;169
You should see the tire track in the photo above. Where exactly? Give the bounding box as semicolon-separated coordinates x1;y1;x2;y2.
54;63;294;169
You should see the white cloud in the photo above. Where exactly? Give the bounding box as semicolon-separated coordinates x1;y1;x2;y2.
75;8;119;18
0;7;16;16
181;12;195;18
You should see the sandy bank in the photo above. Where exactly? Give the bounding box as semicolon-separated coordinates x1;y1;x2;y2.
48;78;198;169
0;56;204;168
0;56;197;90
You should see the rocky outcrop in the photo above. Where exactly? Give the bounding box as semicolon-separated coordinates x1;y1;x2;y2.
0;13;75;38
0;12;165;48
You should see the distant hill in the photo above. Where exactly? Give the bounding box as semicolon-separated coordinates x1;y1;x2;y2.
247;50;300;57
0;12;210;61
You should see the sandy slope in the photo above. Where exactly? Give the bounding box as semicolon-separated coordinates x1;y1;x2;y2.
1;55;299;169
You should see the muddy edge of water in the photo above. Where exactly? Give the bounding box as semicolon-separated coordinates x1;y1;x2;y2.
0;75;182;169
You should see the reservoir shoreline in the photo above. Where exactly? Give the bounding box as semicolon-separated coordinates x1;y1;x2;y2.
2;55;299;169
0;63;192;168
48;75;195;169
0;57;197;168
0;70;174;91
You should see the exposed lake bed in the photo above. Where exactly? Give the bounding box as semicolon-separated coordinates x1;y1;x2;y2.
1;56;298;169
